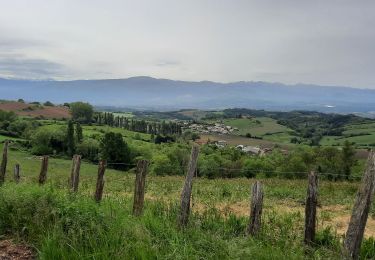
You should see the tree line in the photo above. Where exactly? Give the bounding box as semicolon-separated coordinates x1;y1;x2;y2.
93;112;183;136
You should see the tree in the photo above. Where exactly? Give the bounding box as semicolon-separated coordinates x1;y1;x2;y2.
341;141;356;179
31;128;53;155
152;154;175;176
76;122;83;143
43;101;54;106
100;132;131;170
70;102;94;123
66;120;75;156
76;138;100;162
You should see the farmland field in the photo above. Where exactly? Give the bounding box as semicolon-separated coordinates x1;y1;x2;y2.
205;117;296;143
0;142;374;259
320;122;375;148
0;101;71;119
111;112;134;118
199;133;293;149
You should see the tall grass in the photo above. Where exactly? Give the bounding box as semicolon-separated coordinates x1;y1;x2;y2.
0;183;344;259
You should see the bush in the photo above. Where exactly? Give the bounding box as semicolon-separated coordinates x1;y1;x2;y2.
30;127;66;155
76;138;100;162
198;154;221;178
152;154;176;175
43;101;54;106
31;128;53;155
100;132;131;169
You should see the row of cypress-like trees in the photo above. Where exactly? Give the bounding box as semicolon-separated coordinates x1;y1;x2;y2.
93;112;183;136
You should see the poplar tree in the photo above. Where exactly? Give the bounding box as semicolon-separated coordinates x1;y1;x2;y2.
76;122;83;143
66;120;76;156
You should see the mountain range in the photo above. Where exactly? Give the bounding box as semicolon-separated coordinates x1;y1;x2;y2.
0;76;374;114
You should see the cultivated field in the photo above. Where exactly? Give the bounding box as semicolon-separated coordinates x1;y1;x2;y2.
204;117;296;144
0;101;71;119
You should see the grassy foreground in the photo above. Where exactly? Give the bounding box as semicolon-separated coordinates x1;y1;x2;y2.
0;183;344;259
1;146;375;258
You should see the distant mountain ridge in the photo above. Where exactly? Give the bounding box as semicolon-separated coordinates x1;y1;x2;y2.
0;76;374;114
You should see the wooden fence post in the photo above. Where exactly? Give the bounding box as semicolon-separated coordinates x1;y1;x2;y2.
14;164;20;183
304;171;318;245
0;140;9;185
70;155;82;192
133;160;149;216
94;160;106;202
344;151;375;259
248;181;263;236
38;156;49;185
178;145;199;227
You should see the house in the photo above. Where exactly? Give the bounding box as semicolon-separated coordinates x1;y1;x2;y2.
242;146;261;155
215;140;227;148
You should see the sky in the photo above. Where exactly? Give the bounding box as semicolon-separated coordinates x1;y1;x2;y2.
0;0;374;88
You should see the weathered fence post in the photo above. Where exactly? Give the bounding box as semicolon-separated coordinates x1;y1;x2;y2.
304;171;318;245
0;140;9;185
94;160;106;202
70;155;82;192
344;151;375;259
14;164;20;183
178;145;199;227
133;160;149;216
248;181;264;236
38;156;49;185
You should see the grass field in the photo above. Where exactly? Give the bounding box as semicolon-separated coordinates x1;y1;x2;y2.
206;117;296;143
320;122;375;148
1;142;375;258
111;112;134;118
200;134;294;150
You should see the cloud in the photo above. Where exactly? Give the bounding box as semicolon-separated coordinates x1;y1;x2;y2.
155;60;181;67
0;0;374;88
0;54;67;79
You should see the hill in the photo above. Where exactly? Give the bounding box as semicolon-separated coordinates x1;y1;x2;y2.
0;101;71;119
1;77;375;114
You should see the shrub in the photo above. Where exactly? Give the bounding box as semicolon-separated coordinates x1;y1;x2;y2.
152;154;176;175
31;128;53;155
43;101;54;106
100;132;131;169
76;138;100;162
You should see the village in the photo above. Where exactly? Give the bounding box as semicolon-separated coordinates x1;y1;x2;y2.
185;122;239;135
184;122;289;157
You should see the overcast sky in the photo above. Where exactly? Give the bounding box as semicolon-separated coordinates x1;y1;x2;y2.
0;0;374;88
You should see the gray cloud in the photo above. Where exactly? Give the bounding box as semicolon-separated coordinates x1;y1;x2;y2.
155;60;181;67
0;54;66;79
0;0;374;88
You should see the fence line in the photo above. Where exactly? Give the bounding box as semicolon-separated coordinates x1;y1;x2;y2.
1;139;374;258
3;142;365;180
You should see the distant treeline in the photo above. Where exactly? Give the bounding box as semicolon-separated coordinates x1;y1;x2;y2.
93;112;183;136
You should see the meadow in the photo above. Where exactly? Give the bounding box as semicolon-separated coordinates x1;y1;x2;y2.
204;117;296;144
320;122;375;148
1;142;375;259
